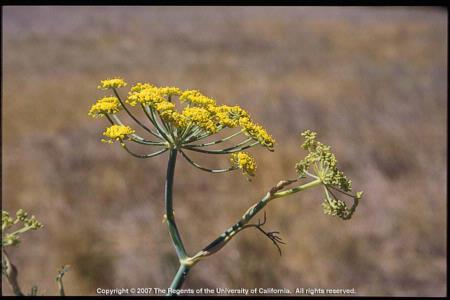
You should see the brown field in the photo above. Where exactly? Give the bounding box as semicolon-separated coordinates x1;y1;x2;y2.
2;6;447;296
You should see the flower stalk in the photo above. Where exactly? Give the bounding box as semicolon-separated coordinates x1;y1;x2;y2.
165;149;188;261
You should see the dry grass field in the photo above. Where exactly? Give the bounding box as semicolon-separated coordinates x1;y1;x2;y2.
2;6;447;296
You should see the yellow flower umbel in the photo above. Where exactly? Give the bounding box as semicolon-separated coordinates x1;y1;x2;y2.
88;96;121;117
97;77;127;90
89;77;276;177
231;152;257;178
102;125;135;144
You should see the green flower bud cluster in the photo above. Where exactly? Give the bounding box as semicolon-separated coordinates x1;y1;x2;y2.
2;209;43;247
296;130;363;220
322;198;348;218
296;130;352;191
323;191;363;220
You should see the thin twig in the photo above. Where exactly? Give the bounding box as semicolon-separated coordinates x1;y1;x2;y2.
243;211;286;256
56;265;70;296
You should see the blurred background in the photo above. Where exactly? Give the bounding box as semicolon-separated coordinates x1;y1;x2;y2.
2;6;447;296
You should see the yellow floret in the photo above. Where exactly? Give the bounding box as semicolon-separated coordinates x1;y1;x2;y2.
130;82;155;93
182;107;218;133
88;96;121;117
230;152;257;178
158;87;182;97
101;125;135;144
97;77;127;90
179;90;216;107
211;105;250;128
127;86;166;107
239;117;275;151
162;110;187;128
155;102;185;127
155;101;176;112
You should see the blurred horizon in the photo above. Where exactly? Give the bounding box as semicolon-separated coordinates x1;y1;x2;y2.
2;6;447;296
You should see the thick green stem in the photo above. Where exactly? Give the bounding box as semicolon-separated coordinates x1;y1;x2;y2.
167;264;191;296
165;150;187;260
165;149;193;296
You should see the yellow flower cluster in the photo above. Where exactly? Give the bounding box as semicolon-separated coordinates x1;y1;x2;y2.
239;117;275;151
102;125;135;144
179;90;216;107
158;87;182;97
182;107;218;133
156;102;187;128
230;152;257;177
209;105;249;128
88;96;121;117
130;82;155;93
97;77;127;90
92;78;275;150
127;85;166;107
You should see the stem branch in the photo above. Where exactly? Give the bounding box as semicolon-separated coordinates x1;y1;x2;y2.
190;178;322;262
2;249;24;296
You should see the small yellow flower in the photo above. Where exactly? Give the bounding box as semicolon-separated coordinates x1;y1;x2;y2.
154;101;187;127
127;85;165;107
97;77;127;90
102;125;135;144
130;82;155;93
239;117;275;151
182;107;218;133
158;87;182;97
88;96;121;117
211;105;249;128
162;110;187;128
231;152;257;178
179;90;216;107
155;101;176;112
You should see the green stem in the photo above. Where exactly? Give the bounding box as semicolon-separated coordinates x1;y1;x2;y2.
183;141;259;154
186;129;244;147
165;149;193;296
272;179;322;198
121;143;168;159
165;150;188;259
148;106;173;143
167;264;191;296
180;150;235;173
